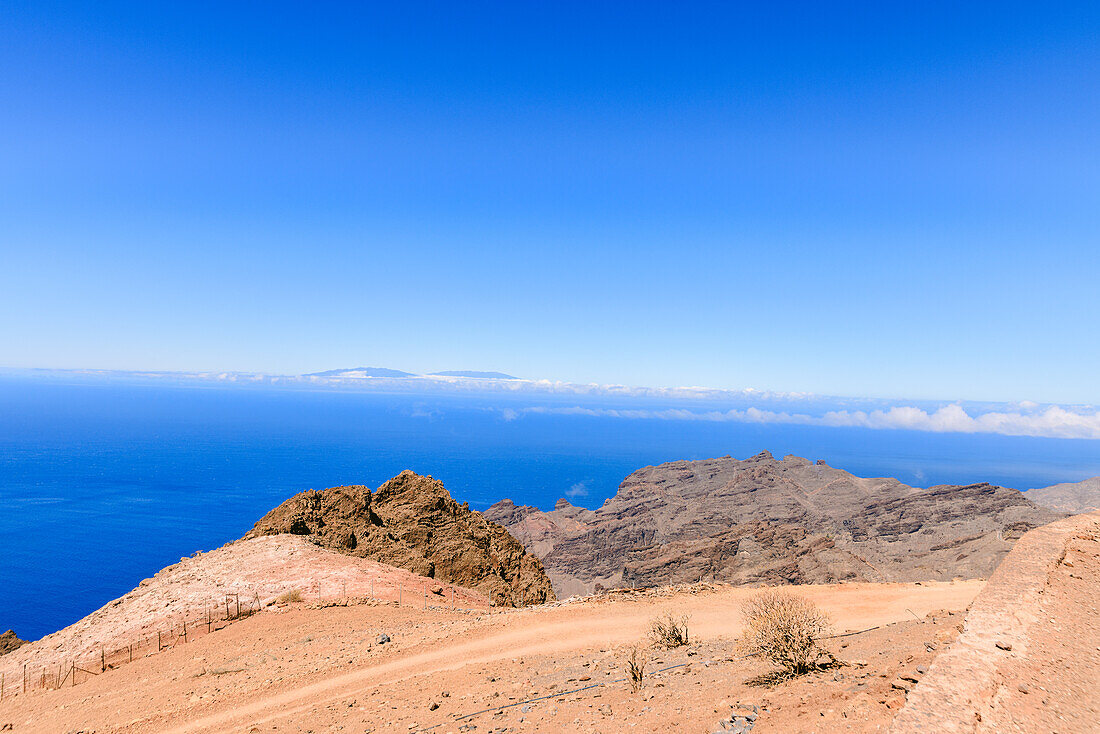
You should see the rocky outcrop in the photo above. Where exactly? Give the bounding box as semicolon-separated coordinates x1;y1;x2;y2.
1026;476;1100;513
485;452;1065;597
0;629;27;656
244;471;555;607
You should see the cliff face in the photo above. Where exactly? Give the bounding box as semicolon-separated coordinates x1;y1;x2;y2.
485;452;1065;597
244;471;554;607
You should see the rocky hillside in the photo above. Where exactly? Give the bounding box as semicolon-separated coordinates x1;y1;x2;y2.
1025;476;1100;513
244;470;555;606
485;452;1065;597
0;629;26;655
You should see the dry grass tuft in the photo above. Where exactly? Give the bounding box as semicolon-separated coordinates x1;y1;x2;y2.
738;590;838;683
649;612;690;648
625;644;648;693
276;589;303;604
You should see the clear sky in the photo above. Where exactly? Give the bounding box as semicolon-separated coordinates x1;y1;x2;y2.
2;2;1098;404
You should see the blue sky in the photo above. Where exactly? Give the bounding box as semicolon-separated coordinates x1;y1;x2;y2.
2;2;1098;403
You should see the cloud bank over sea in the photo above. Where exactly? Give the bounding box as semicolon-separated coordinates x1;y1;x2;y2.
507;403;1100;440
8;367;1099;440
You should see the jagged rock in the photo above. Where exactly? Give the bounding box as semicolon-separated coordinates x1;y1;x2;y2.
485;453;1065;597
244;471;554;607
0;629;27;656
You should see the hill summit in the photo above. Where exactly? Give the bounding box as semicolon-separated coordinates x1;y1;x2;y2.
244;470;554;606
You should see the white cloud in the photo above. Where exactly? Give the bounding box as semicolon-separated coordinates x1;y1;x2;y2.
511;403;1100;440
565;481;589;498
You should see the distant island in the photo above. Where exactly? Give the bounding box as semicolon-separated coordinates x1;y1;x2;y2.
305;367;519;380
305;367;416;378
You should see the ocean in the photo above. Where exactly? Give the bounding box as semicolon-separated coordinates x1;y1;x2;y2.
2;376;1098;640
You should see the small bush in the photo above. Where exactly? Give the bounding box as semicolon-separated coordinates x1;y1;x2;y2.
277;589;303;604
738;590;835;680
625;645;648;693
649;612;690;648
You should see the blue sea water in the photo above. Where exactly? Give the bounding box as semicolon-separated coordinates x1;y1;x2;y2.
2;377;1098;640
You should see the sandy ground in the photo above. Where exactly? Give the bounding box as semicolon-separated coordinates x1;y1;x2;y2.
0;579;981;734
0;535;489;692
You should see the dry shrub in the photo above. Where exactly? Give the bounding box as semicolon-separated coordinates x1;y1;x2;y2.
649;612;690;648
738;590;836;680
277;589;303;604
625;645;648;692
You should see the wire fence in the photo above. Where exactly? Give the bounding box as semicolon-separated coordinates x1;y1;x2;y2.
0;581;491;703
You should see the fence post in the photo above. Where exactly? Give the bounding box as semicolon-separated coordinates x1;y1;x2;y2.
158;631;162;651
371;579;375;600
129;644;133;663
182;619;187;643
235;593;240;619
23;663;26;693
70;662;75;687
101;648;105;672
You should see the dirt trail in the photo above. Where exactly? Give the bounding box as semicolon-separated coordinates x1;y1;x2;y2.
0;579;981;733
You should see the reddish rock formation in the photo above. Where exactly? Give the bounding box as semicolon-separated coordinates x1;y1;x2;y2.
244;470;554;607
485;452;1065;597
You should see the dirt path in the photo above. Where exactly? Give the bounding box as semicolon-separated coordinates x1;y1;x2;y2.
0;579;981;733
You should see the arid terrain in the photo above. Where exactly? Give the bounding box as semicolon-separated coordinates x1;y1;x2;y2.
0;578;982;733
1025;476;1100;514
487;452;1064;596
1;463;1096;733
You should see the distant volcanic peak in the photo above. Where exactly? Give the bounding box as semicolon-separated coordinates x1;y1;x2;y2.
429;370;519;379
306;367;416;378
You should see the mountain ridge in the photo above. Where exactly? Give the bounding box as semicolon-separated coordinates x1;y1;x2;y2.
485;451;1065;597
1025;476;1100;513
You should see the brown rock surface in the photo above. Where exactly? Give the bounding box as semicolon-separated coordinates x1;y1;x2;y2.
243;470;554;607
485;452;1065;596
1025;476;1100;513
0;629;27;655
